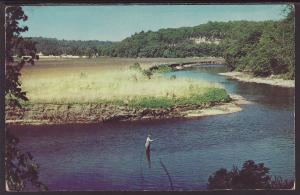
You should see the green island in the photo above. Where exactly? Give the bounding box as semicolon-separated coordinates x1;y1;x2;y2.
6;58;244;125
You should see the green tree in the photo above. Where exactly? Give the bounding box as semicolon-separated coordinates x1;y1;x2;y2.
5;6;48;191
5;6;30;108
222;5;294;78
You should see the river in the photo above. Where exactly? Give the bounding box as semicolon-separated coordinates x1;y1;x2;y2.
9;65;295;190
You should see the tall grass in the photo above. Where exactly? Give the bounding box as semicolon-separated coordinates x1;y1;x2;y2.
19;59;230;108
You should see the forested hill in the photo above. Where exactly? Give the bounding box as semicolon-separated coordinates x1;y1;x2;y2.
29;21;229;58
29;37;114;56
99;21;229;58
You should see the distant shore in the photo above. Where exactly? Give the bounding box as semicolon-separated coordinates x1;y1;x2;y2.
219;72;294;88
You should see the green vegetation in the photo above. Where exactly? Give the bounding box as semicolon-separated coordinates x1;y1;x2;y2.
207;160;294;189
130;62;173;79
95;22;225;58
125;88;230;109
152;64;173;73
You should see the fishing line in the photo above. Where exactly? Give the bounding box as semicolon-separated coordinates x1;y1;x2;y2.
159;158;174;190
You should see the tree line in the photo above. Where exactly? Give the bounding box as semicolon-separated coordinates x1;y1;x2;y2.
29;37;113;57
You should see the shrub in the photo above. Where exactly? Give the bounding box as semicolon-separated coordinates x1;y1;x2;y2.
142;69;153;79
129;62;142;71
79;72;87;78
156;64;173;73
127;96;173;108
208;168;233;189
170;75;176;80
207;160;294;189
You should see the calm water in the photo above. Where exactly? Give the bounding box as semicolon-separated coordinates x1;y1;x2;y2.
10;65;295;191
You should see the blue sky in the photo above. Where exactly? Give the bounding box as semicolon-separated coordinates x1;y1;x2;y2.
21;4;287;41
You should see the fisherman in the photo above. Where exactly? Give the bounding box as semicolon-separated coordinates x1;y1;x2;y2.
145;134;155;151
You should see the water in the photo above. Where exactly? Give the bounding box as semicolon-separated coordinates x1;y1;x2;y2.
9;65;295;190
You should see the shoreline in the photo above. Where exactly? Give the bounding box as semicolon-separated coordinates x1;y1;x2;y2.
219;72;294;88
5;95;249;126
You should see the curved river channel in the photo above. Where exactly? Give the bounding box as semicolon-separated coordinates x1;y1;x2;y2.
10;65;295;191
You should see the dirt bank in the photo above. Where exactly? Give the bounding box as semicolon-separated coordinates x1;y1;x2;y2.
5;95;248;126
219;72;294;88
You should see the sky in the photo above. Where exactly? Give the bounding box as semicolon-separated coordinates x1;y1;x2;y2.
21;4;287;41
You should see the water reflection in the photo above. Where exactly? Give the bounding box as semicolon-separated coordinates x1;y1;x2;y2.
234;78;294;110
189;65;228;73
146;147;151;169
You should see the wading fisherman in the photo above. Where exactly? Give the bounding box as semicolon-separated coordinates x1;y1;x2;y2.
145;134;155;151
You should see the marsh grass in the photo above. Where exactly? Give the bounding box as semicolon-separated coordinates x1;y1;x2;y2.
126;88;230;108
18;58;230;108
